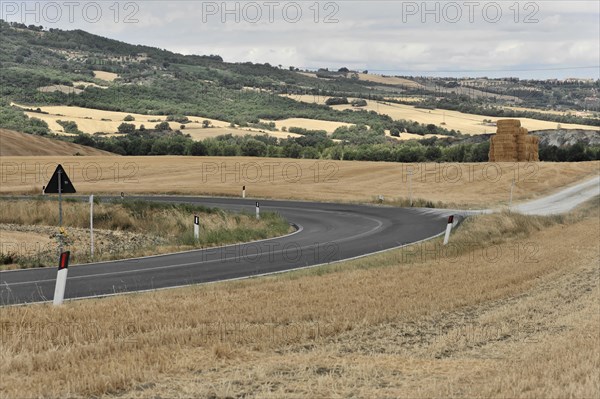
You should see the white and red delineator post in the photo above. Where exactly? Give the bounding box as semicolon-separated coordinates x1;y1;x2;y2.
242;185;246;198
53;251;70;306
194;215;200;241
256;202;260;220
443;215;454;245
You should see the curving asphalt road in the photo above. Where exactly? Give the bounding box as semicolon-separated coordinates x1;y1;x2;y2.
0;197;452;305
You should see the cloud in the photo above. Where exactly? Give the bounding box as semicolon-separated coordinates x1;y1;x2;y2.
4;0;598;78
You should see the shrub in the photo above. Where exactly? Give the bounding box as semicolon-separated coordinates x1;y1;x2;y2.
325;97;349;106
117;122;136;134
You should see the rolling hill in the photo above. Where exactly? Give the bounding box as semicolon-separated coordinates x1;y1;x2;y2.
0;128;114;156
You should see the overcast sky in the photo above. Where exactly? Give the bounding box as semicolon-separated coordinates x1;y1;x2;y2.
3;0;599;79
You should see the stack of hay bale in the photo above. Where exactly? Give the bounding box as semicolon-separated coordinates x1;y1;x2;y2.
489;119;539;162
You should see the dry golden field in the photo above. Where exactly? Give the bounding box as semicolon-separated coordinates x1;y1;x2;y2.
331;102;600;135
0;156;597;208
13;104;233;136
18;99;598;139
356;73;423;88
295;71;422;88
506;106;598;118
92;70;119;81
184;127;302;141
1;204;597;398
73;81;108;89
279;95;600;135
15;104;301;139
0;129;113;156
264;118;354;133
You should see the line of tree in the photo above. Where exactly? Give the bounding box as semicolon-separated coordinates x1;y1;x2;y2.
68;130;599;162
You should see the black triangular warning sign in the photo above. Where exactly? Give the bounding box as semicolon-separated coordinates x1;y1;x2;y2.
44;164;76;194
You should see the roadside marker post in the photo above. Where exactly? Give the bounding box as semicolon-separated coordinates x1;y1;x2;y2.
90;195;94;258
256;202;260;220
408;169;414;207
194;215;200;241
242;185;246;198
53;251;70;306
43;164;76;256
509;178;515;210
443;215;454;245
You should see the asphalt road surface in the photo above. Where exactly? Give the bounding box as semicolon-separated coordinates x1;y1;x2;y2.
0;197;452;305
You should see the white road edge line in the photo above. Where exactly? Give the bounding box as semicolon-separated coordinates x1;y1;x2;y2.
0;222;303;274
4;215;449;307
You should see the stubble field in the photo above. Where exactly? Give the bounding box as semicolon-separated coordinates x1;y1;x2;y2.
1;156;597;209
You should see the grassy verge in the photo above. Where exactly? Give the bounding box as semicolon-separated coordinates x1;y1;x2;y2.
0;198;291;269
0;199;597;398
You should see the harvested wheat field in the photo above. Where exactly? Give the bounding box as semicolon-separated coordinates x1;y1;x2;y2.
279;93;331;105
264;118;354;134
0;156;597;208
280;96;600;135
330;101;600;135
0;129;113;156
356;73;423;88
13;104;232;136
1;203;597;398
185;127;302;141
295;71;422;88
506;106;598;118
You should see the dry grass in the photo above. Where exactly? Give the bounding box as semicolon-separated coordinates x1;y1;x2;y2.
0;129;113;156
0;201;597;398
0;156;597;208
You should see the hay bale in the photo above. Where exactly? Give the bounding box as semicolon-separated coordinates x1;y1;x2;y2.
496;129;519;135
489;119;538;162
496;119;521;128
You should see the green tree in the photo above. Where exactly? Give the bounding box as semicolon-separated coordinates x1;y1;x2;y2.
155;121;172;131
301;147;320;159
187;141;207;156
117;122;136;134
283;143;303;159
150;140;168;155
241;139;267;157
424;146;442;161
